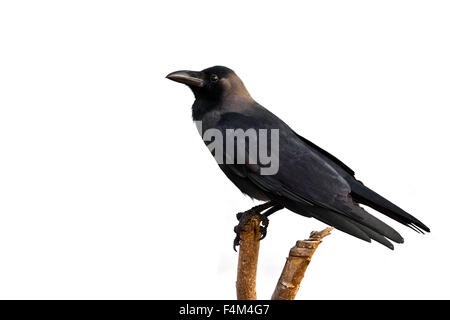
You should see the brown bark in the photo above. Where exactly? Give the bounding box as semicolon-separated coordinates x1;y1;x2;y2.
271;227;333;300
235;215;262;300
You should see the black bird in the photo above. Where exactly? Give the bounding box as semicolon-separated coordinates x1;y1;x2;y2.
166;66;430;250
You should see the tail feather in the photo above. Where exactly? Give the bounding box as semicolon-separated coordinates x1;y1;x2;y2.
350;205;404;244
307;207;372;243
302;205;398;249
349;180;430;233
283;193;403;249
352;220;394;250
285;201;373;244
313;209;394;250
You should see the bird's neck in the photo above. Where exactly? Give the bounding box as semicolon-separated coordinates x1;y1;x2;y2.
192;95;254;121
192;98;217;121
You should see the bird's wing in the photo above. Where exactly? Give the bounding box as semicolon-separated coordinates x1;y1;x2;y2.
250;104;429;234
289;128;429;233
213;111;405;248
291;131;355;176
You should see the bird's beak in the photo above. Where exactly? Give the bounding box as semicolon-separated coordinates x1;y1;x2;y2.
166;70;205;87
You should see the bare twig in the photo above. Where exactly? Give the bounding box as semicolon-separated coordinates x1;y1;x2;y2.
236;215;262;300
271;227;333;300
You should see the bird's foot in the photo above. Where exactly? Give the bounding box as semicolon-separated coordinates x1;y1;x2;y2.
233;208;270;251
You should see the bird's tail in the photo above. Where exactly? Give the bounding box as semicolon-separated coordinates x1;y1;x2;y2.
287;201;400;250
348;180;430;233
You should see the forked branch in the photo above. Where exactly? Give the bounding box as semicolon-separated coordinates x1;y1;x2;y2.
235;219;332;300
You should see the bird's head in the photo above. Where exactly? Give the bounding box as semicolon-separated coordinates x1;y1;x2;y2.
166;66;251;102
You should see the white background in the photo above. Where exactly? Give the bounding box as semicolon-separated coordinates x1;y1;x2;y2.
0;1;449;299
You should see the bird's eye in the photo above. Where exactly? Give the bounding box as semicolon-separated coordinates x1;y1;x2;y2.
210;74;219;82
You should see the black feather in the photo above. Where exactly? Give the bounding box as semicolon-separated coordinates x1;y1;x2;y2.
349;180;430;233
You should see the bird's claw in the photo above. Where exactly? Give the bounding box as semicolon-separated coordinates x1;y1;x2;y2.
259;215;269;240
233;209;270;251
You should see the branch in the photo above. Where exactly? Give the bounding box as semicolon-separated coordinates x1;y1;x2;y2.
236;215;262;300
271;227;333;300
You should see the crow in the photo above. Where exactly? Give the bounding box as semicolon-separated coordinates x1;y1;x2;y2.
166;66;430;250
